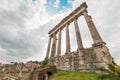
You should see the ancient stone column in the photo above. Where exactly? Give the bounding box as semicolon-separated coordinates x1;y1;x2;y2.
83;10;104;45
74;19;83;50
57;29;62;56
66;24;71;53
45;37;52;59
50;34;57;57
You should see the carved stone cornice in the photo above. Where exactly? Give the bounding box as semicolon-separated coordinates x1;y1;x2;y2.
48;2;88;36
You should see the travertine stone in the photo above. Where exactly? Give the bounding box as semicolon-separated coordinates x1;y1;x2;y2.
46;2;115;73
66;24;71;53
74;19;83;50
57;29;62;56
83;11;103;45
48;2;87;36
93;45;113;64
45;37;51;59
50;34;57;58
55;47;114;72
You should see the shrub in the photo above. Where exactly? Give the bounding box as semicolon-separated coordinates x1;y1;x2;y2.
98;64;120;80
42;58;49;66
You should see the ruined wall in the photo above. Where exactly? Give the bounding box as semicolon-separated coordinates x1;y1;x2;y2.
47;2;115;73
52;45;114;72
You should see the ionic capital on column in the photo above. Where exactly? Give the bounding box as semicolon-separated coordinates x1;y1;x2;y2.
45;36;52;59
66;24;71;54
74;19;83;50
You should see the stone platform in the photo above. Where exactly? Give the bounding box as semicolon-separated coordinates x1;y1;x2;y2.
50;45;114;72
45;2;115;72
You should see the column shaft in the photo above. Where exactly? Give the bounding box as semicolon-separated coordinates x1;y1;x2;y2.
50;34;57;57
74;19;83;49
66;24;71;53
57;29;62;56
45;37;51;59
83;11;103;44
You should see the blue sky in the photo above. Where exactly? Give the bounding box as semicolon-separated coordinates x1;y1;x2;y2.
45;0;74;15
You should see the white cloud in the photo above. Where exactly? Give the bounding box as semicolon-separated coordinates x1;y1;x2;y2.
0;0;21;12
0;0;120;65
0;0;49;63
54;0;60;8
67;0;73;5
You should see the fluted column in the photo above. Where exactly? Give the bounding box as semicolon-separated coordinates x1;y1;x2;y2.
66;24;71;53
57;29;62;56
83;10;103;45
45;36;52;59
50;34;57;58
74;19;83;50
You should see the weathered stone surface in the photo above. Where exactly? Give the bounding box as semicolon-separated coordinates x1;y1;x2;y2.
29;66;56;80
51;45;114;72
46;2;115;73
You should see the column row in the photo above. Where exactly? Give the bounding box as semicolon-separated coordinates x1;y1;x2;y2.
45;10;104;59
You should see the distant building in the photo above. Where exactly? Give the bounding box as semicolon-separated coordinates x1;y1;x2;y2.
0;62;2;66
3;65;16;73
20;61;41;75
16;62;24;71
0;74;4;79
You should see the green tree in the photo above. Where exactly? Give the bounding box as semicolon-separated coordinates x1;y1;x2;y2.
42;58;48;66
98;64;120;80
11;62;18;65
0;66;3;71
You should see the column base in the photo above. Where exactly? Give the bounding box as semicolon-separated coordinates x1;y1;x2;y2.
92;40;106;47
77;48;84;52
49;57;56;65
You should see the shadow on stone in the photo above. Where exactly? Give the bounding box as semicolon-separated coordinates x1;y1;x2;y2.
29;65;56;80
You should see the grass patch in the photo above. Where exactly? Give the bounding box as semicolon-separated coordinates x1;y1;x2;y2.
51;70;100;80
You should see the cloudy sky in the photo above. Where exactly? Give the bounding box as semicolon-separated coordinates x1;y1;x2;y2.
0;0;120;64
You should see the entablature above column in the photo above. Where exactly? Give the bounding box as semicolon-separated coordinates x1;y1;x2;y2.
48;2;88;36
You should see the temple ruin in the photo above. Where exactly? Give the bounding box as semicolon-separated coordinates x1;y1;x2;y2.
45;2;114;72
